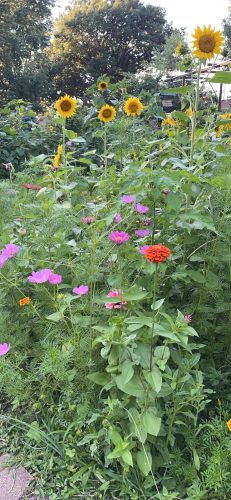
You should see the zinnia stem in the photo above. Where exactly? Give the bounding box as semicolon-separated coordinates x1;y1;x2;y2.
150;264;158;371
189;61;202;168
103;126;108;177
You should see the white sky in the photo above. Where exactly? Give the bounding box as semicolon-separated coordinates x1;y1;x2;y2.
53;0;230;36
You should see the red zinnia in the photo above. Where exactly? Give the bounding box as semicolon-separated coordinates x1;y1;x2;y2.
22;184;42;191
144;244;171;264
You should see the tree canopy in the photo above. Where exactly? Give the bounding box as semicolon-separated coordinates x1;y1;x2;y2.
50;0;173;96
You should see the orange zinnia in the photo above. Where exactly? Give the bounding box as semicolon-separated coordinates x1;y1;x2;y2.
226;419;231;431
144;244;171;264
19;297;31;306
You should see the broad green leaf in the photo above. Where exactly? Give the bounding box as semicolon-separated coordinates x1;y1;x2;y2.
161;86;192;95
109;429;124;447
154;346;170;371
141;409;161;436
143;367;162;393
128;408;147;443
122;450;133;466
46;312;63;322
120;361;134;385
122;286;148;301
151;298;165;311
116;374;145;397
136;449;152;476
187;270;206;283
87;372;111;386
26;421;42;443
210;71;231;84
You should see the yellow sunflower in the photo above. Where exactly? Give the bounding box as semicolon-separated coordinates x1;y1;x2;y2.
175;42;183;56
57;144;63;156
216;112;231;137
161;116;175;127
98;81;109;91
98;104;116;123
53;154;61;169
192;25;224;60
124;97;144;116
54;95;77;118
185;107;193;118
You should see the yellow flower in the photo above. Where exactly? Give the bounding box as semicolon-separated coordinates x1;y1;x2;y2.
192;25;224;60
124;97;144;116
98;104;116;123
54;95;77;118
216;113;231;137
53;154;61;169
227;419;231;431
161;116;175;127
216;126;223;138
98;81;109;91
186;107;193;118
57;144;63;156
175;42;183;56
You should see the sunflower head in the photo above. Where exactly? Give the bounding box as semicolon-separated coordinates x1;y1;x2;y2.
185;107;193;118
55;95;77;118
98;104;116;123
192;25;224;60
161;116;175;127
98;81;109;91
124;97;144;116
175;42;183;56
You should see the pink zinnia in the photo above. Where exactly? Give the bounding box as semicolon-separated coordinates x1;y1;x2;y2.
28;268;53;283
0;343;11;357
3;244;20;257
121;195;136;204
81;216;95;224
134;203;149;214
135;229;151;238
48;274;62;285
72;285;89;295
105;290;127;310
139;245;149;255
108;231;130;245
143;219;152;226
114;213;122;224
184;314;192;322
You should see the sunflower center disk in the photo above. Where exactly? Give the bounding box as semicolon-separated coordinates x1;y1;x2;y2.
61;101;72;111
198;35;215;53
129;104;138;113
102;109;112;118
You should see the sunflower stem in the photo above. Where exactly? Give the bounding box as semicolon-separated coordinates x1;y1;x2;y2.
189;61;202;168
150;265;158;371
103;125;108;177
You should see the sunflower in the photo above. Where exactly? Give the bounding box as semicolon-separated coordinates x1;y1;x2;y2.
192;25;224;60
124;97;144;116
57;144;63;156
185;107;193;118
216;112;231;137
175;42;183;56
98;104;116;123
54;95;77;118
161;116;175;127
98;81;109;91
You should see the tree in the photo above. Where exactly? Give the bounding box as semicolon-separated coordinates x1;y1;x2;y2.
0;0;54;103
50;0;173;96
222;0;231;57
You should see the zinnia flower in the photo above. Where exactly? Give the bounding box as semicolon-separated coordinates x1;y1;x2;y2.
135;229;151;238
139;245;149;255
98;104;116;123
124;97;144;117
144;244;171;264
134;203;149;214
192;25;224;60
114;213;122;223
19;297;31;306
81;216;95;224
121;194;136;204
0;343;11;357
143;219;152;226
105;290;127;310
184;314;192;322
55;95;77;118
27;268;53;283
108;231;130;245
22;184;42;191
72;285;89;295
98;81;109;91
48;274;62;285
227;419;231;431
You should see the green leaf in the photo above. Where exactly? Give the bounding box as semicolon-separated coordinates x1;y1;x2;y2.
193;448;200;471
136;449;152;476
161;86;192;95
120;361;134;385
154;346;170;371
116;374;145;397
143;367;162;393
151;298;165;311
46;312;63;322
128;408;147;443
109;429;124;447
122;450;133;466
87;372;111;386
209;71;231;84
122;286;148;301
187;270;206;283
141;409;161;436
26;421;42;443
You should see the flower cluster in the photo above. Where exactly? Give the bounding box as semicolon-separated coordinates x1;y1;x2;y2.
0;243;20;269
27;268;62;285
53;144;63;169
105;290;127;310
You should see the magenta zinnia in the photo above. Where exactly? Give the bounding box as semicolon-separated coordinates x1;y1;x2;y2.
108;231;130;245
105;290;127;310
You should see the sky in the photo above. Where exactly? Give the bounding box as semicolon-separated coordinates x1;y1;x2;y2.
53;0;230;36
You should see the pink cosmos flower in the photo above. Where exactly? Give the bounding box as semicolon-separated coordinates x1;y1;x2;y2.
81;216;95;224
135;229;151;238
0;254;9;268
72;285;89;295
143;219;152;226
139;245;149;255
0;243;21;268
184;314;192;322
134;203;149;214
121;195;136;204
28;268;53;283
0;343;11;357
105;290;127;310
48;274;62;285
114;213;122;224
108;231;130;245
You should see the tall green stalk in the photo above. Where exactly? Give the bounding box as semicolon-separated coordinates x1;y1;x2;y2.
150;265;158;371
103;125;108;177
189;61;202;168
